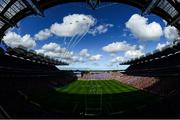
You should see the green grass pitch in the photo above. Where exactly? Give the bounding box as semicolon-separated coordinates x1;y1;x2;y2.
29;80;159;116
56;80;137;94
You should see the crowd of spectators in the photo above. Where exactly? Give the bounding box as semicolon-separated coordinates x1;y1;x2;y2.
80;72;180;96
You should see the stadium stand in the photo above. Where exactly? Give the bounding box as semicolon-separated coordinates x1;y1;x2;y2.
80;40;180;96
121;40;180;77
108;40;180;96
0;47;77;118
109;72;180;96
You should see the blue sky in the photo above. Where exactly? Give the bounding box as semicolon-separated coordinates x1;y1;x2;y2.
2;2;179;70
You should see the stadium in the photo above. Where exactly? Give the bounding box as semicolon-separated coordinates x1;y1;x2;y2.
0;0;180;119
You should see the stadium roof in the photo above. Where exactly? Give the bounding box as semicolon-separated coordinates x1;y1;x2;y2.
121;40;180;65
5;47;68;65
0;0;180;40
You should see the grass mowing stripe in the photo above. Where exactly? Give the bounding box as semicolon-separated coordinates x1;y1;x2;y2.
93;80;98;94
104;80;119;94
103;80;121;93
110;80;136;92
103;80;115;94
79;80;87;94
95;80;102;94
96;80;109;94
56;80;77;91
80;80;87;93
71;80;84;94
108;80;132;93
87;80;92;94
106;80;122;90
106;80;124;91
99;80;110;94
85;80;89;94
57;80;138;94
61;80;80;93
66;81;79;93
110;80;132;92
99;80;108;94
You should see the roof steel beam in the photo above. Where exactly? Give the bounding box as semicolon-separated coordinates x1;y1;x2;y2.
167;0;180;12
0;0;179;41
142;0;161;15
0;15;15;27
166;0;180;26
0;0;16;15
0;0;17;27
169;14;180;25
86;0;101;10
23;0;44;17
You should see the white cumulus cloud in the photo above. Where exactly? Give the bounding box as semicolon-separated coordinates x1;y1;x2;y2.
89;24;114;36
34;28;52;40
89;54;102;61
126;14;163;41
164;26;179;41
79;49;90;57
102;41;137;53
3;31;36;49
35;42;85;64
125;49;144;59
50;14;95;37
42;42;66;53
111;56;126;64
103;41;145;60
156;41;170;51
71;56;84;63
36;42;69;59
